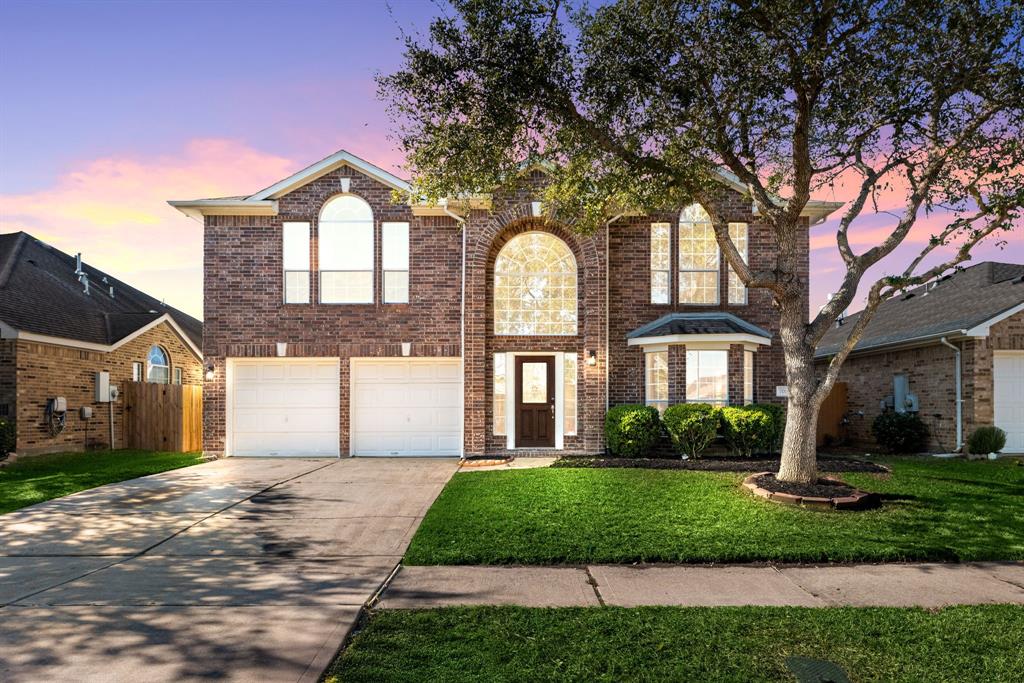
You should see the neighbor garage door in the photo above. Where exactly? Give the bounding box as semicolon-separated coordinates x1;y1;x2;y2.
228;358;340;457
351;358;462;456
994;351;1024;453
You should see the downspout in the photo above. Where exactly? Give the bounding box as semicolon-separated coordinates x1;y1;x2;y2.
444;205;468;457
939;337;963;451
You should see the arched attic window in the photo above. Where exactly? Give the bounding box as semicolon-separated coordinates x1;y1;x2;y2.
319;195;374;303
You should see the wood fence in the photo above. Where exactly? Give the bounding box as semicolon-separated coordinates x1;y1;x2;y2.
123;382;202;452
815;381;848;447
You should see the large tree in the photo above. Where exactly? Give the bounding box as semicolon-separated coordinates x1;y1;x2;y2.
380;0;1024;482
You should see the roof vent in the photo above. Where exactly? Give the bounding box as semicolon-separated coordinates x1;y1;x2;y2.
108;285;115;298
74;253;90;295
902;292;916;301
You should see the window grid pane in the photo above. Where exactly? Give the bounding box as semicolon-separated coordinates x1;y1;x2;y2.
384;270;409;304
493;354;506;436
744;350;754;405
320;271;373;304
679;204;719;304
645;351;669;414
728;222;748;305
650;223;670;304
285;270;310;304
494;233;578;335
686;350;729;405
564;354;577;435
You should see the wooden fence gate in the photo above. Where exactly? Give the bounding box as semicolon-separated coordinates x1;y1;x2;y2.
123;382;202;452
815;381;848;447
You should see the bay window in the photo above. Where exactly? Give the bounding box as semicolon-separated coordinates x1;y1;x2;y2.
645;350;669;413
686;349;728;405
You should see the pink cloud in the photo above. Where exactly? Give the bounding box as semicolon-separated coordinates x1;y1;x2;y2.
0;139;298;319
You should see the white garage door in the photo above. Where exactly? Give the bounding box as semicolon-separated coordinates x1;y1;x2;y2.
229;358;340;457
994;351;1024;453
351;358;462;456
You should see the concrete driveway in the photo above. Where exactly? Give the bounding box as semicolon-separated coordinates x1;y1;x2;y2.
0;456;457;682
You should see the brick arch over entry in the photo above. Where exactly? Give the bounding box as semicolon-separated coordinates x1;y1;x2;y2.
463;204;607;456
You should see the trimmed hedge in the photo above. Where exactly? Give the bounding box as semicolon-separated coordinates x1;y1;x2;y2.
720;406;775;457
872;411;930;453
751;403;785;454
663;404;719;459
967;426;1007;455
604;405;662;457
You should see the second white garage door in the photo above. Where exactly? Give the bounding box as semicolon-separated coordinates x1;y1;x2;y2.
994;351;1024;453
351;358;462;456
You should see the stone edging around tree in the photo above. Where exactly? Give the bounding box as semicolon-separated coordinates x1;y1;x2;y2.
742;472;881;511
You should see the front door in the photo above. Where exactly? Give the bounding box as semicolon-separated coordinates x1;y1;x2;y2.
515;356;556;448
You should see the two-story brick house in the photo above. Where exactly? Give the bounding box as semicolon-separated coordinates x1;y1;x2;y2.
172;149;840;458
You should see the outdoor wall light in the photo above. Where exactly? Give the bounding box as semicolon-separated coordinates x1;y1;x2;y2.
205;363;215;381
586;349;597;366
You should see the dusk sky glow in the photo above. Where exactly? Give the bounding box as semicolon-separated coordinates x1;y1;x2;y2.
1;0;1020;320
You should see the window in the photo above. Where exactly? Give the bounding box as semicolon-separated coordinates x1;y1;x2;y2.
564;353;578;435
686;349;728;404
493;354;507;435
679;203;719;304
282;221;311;304
743;350;754;404
382;222;410;303
645;351;669;413
132;361;143;382
147;345;170;384
494;232;577;335
319;195;374;303
174;367;183;385
650;222;670;304
728;222;748;305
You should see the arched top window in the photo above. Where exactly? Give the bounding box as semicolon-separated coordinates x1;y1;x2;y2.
319;195;374;303
494;232;578;335
147;345;170;384
678;202;719;304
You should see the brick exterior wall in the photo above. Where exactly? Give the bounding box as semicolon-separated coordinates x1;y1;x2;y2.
203;164;800;458
0;340;14;422
11;322;202;455
815;310;1024;452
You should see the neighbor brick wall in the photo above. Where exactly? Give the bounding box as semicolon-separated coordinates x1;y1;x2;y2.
202;164;462;456
13;322;201;455
0;340;15;422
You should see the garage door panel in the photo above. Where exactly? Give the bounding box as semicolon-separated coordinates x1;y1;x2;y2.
994;352;1024;453
351;359;462;456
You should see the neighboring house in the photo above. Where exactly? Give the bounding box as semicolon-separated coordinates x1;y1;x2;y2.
171;149;840;458
815;261;1024;453
0;232;203;455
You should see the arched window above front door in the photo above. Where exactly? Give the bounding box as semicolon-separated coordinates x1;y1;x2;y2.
494;232;578;336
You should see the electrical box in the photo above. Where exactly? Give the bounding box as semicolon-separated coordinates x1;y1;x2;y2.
95;371;110;403
80;406;93;419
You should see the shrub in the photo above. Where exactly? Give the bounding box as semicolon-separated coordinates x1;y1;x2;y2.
604;405;661;457
663;403;719;459
871;411;930;453
720;406;775;457
749;403;786;454
0;418;14;458
967;426;1007;455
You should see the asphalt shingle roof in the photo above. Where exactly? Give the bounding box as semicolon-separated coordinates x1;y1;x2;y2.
628;313;772;340
0;232;202;349
815;261;1024;358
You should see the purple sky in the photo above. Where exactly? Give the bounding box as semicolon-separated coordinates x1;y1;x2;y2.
1;0;1020;319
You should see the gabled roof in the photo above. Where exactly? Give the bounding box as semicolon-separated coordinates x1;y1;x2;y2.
627;312;772;347
815;261;1024;358
169;148;844;224
0;232;203;357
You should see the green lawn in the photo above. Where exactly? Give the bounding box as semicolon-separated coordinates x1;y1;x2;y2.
405;457;1024;564
0;449;204;514
325;606;1024;682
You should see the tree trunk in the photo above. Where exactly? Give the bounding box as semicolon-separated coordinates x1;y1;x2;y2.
777;332;822;484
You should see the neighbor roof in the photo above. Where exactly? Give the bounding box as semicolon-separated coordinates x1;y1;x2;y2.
169;148;843;224
815;261;1024;358
627;313;772;342
0;232;202;356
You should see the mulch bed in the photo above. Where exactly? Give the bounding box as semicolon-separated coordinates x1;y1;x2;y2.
751;473;856;499
552;455;889;474
742;472;881;511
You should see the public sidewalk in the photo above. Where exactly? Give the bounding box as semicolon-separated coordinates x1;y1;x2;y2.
378;562;1024;609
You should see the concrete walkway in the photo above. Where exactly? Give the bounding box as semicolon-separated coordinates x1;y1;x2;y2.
380;562;1024;609
0;456;457;683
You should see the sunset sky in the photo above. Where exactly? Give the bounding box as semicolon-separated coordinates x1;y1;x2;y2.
1;0;1020;320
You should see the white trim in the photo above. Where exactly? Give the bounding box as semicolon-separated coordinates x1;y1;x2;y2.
504;351;567;450
628;333;770;348
1;313;202;360
250;150;411;200
167;199;278;220
964;302;1024;337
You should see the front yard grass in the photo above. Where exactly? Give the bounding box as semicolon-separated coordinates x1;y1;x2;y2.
0;449;204;514
405;457;1024;564
325;605;1024;682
